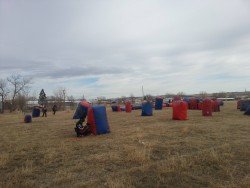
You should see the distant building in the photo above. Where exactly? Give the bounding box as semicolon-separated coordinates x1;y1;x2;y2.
26;100;39;107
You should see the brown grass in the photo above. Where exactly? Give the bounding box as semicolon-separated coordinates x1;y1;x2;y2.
0;101;249;187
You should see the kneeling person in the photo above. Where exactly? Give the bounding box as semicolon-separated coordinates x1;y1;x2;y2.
75;118;91;137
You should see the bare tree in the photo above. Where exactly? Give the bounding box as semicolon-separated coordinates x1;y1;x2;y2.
199;91;208;99
29;90;38;101
245;91;250;98
176;91;185;98
145;94;153;102
130;93;135;104
7;74;31;112
120;96;126;104
67;95;76;110
165;93;175;98
0;79;9;113
227;92;237;98
217;92;227;98
53;88;66;110
211;92;227;98
16;94;27;112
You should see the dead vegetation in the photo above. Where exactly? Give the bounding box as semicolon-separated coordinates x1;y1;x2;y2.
0;101;249;187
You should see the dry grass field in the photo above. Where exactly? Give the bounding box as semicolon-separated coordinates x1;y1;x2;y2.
0;101;249;188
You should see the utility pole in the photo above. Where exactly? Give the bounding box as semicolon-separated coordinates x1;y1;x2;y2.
142;85;145;98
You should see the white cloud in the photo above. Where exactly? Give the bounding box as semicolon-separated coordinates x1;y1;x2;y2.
0;0;250;99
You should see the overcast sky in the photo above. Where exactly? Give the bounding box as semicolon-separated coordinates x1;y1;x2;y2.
1;0;250;99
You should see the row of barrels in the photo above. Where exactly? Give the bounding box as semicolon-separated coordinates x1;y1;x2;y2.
112;98;221;120
237;100;250;115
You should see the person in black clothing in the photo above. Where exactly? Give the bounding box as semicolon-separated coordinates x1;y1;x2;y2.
74;109;91;137
42;105;47;117
52;104;57;115
75;118;91;137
